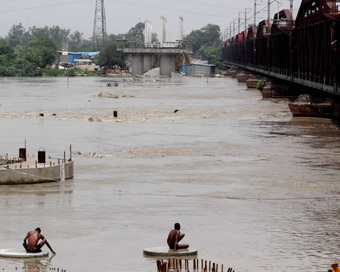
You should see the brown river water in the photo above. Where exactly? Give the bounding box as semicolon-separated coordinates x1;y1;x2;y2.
0;76;340;272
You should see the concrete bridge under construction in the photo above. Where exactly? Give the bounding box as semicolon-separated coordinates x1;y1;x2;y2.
222;0;340;96
118;17;192;77
119;46;192;77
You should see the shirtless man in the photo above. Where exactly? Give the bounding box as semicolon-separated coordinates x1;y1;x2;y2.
23;228;56;254
167;223;189;251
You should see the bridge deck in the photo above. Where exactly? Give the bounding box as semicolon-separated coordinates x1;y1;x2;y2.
120;48;192;55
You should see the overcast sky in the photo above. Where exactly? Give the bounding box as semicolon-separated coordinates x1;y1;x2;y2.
0;0;301;41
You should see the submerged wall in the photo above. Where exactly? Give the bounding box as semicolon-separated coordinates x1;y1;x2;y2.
0;161;74;185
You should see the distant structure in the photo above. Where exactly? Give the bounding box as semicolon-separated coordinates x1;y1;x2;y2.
92;0;107;50
160;16;167;46
179;17;183;41
145;20;152;47
118;16;192;77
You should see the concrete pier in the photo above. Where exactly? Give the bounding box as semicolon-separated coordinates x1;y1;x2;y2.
121;48;192;77
0;156;74;185
160;55;176;77
131;54;144;76
143;55;153;72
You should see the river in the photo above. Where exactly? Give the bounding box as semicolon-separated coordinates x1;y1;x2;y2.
0;76;340;272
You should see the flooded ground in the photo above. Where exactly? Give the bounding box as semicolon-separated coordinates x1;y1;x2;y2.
0;76;340;272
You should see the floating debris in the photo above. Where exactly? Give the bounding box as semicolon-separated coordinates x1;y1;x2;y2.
88;117;102;122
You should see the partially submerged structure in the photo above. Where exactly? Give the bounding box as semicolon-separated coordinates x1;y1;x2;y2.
0;146;74;185
182;62;216;76
118;17;192;77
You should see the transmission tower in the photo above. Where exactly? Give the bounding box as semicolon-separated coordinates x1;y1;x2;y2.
92;0;107;50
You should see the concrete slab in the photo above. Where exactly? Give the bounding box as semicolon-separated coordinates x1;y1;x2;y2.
0;159;74;185
143;247;198;257
0;249;49;258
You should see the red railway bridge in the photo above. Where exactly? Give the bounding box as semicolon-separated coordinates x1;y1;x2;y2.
222;0;340;95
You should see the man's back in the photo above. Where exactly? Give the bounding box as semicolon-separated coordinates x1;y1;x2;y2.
27;231;41;249
167;229;179;248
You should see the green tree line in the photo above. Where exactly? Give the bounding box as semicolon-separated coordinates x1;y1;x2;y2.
0;22;223;77
185;24;224;69
0;22;156;76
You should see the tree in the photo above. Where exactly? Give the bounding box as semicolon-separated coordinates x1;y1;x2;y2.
6;24;71;50
0;38;16;75
24;38;57;68
6;23;30;47
198;45;220;62
152;33;159;43
0;38;15;56
107;34;119;43
198;45;224;69
185;24;221;57
69;31;83;48
68;31;95;52
48;26;70;50
185;30;204;57
125;22;145;45
201;24;221;47
97;40;126;68
29;26;50;40
1;56;41;76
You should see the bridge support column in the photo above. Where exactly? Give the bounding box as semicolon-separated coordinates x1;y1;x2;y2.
143;55;152;72
160;55;176;77
131;54;144;75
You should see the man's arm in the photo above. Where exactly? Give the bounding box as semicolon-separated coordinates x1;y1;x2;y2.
45;240;56;255
40;234;56;254
174;231;180;251
23;232;30;245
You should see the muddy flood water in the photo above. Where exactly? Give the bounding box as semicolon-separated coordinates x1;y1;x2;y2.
1;76;340;272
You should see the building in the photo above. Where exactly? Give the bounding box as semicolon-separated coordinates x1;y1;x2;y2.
182;62;216;76
55;51;100;67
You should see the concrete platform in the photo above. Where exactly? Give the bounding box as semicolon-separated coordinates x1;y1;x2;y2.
122;48;192;54
0;249;49;258
143;247;198;257
0;156;74;185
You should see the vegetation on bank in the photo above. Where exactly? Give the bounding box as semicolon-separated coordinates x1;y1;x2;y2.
256;80;265;90
0;37;56;76
0;23;155;77
0;22;224;77
40;67;94;77
185;24;225;69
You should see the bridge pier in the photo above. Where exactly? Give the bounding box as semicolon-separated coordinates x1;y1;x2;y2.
131;53;176;77
143;55;153;72
131;54;144;75
160;55;176;77
121;48;192;77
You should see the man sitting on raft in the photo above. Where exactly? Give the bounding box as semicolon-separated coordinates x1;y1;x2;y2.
23;227;56;254
167;223;189;251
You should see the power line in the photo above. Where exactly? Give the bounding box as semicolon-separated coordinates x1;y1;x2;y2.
231;0;285;30
107;0;230;18
0;0;92;13
171;0;243;11
0;0;236;18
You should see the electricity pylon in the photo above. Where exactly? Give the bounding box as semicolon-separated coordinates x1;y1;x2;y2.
92;0;107;50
